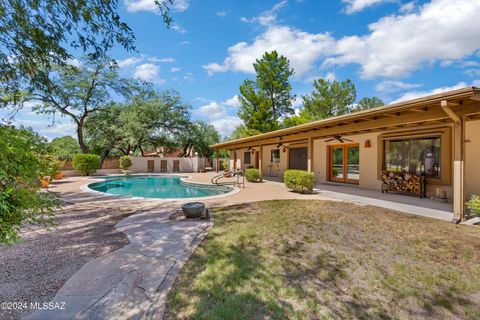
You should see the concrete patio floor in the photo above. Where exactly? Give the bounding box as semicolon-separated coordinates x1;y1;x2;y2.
23;171;455;319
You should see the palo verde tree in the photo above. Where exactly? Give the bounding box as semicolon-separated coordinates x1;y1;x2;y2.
0;0;172;96
238;51;295;134
13;58;137;154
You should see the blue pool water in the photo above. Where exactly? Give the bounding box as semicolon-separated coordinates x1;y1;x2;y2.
88;175;232;199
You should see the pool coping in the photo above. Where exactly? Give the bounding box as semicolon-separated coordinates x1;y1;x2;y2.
78;173;241;202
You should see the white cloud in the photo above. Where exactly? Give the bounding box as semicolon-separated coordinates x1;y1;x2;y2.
240;1;288;26
13;119;76;140
223;95;241;108
465;69;480;77
117;56;143;68
66;58;82;67
179;40;190;45
170;67;181;73
211;116;243;137
399;1;416;13
326;0;480;79
194;102;227;120
216;10;227;17
203;25;335;76
375;80;422;94
342;0;392;14
133;63;165;84
124;0;189;13
389;81;470;104
171;23;187;34
149;57;175;63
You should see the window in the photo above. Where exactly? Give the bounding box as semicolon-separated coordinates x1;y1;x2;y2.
384;136;441;178
244;151;251;164
271;149;280;163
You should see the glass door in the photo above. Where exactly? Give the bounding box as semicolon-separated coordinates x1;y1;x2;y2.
329;144;359;184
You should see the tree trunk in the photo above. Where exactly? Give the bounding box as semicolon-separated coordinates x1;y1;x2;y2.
77;119;89;154
99;149;110;168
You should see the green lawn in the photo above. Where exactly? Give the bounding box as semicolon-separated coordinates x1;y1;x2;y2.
165;200;480;320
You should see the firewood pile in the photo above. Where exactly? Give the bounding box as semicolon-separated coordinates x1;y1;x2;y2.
382;171;426;198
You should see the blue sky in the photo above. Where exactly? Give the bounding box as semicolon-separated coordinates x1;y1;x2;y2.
4;0;480;139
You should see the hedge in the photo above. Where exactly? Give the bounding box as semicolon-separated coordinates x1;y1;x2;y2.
120;155;133;171
72;154;100;176
245;168;262;182
284;169;315;193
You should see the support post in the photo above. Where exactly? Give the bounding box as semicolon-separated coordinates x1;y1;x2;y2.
233;149;237;171
258;145;263;174
441;100;464;222
215;150;220;173
307;137;313;172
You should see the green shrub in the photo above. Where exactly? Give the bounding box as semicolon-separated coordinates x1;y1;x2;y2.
72;154;100;176
466;195;480;218
245;168;262;182
120;155;133;171
284;170;315;193
0;125;60;244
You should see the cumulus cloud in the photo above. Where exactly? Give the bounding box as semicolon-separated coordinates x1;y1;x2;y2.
216;10;227;17
203;25;335;76
223;95;241;108
13;119;76;140
389;81;474;104
133;63;165;84
211;116;243;137
194;102;227;120
117;56;144;68
124;0;190;13
342;0;392;14
171;23;187;34
170;67;181;73
375;80;422;94
326;0;480;79
240;0;288;26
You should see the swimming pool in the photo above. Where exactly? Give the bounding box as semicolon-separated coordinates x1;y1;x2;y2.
87;175;233;199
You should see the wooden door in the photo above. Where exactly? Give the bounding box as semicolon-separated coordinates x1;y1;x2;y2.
328;144;359;184
147;160;154;173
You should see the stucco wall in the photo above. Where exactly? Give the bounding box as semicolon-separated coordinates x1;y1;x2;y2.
465;119;480;198
312;132;381;190
129;157;204;173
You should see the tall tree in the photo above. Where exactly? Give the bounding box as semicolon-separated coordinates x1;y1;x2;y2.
178;121;221;158
84;90;191;164
300;79;356;121
14;58;136;153
238;51;295;133
0;0;172;95
50;136;81;160
353;96;384;112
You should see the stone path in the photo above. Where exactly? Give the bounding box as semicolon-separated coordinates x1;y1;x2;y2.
24;209;211;320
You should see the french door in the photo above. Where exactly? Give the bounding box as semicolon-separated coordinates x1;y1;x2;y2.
329;144;359;184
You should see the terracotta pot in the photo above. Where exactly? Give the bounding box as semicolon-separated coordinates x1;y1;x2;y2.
54;172;65;180
40;176;51;188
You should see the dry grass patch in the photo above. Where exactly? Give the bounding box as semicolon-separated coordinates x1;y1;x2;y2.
165;200;480;320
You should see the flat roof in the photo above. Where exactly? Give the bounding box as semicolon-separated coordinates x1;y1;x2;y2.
211;86;479;149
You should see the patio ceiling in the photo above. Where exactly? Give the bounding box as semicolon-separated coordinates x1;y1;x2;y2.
211;87;480;150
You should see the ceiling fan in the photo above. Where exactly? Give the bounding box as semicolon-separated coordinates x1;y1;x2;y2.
324;134;353;143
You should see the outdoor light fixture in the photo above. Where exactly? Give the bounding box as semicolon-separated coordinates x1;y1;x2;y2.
283;147;287;153
365;140;371;148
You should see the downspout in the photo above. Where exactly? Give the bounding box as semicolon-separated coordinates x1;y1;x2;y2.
440;100;464;223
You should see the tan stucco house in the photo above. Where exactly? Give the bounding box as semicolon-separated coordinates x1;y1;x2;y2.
211;87;480;222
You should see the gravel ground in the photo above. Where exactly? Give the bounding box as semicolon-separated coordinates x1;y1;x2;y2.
0;204;140;320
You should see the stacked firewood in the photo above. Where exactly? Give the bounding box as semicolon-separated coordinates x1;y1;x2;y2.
382;171;425;197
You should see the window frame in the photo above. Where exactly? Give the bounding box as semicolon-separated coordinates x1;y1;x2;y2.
377;127;452;186
244;151;251;164
271;149;280;163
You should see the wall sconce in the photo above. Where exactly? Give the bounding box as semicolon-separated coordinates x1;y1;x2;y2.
364;140;371;148
282;147;287;153
251;150;255;155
